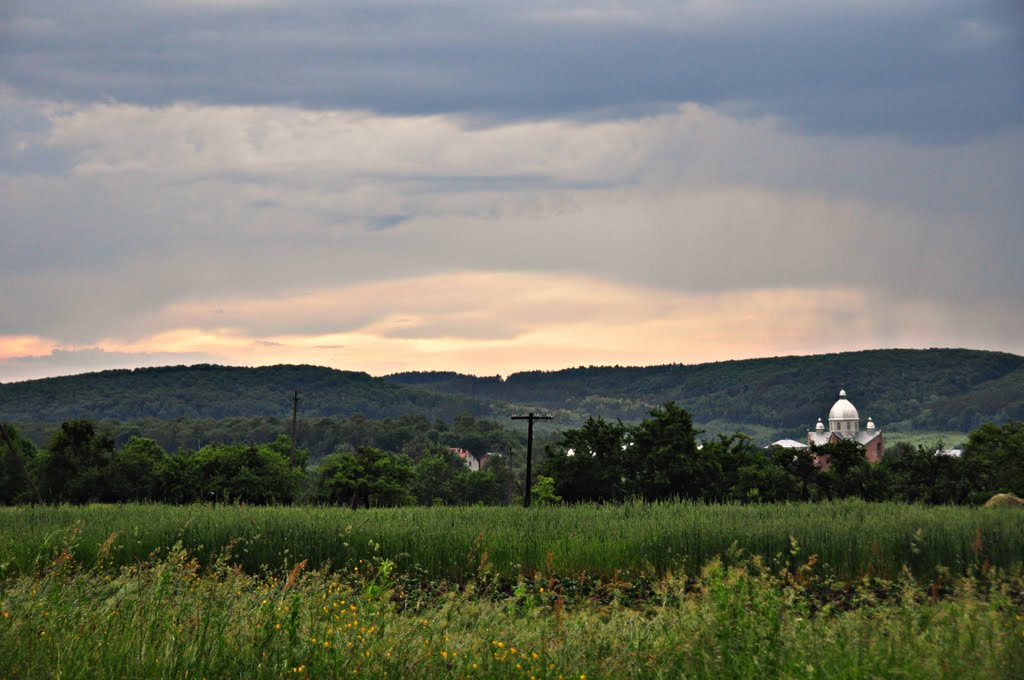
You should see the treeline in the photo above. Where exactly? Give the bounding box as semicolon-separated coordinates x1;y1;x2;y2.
390;348;1024;431
3;406;1022;507
4;350;1023;436
0;364;492;423
13;413;526;465
0;421;517;507
542;404;1024;505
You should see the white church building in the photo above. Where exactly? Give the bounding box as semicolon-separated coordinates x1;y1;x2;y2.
767;388;884;467
806;388;884;464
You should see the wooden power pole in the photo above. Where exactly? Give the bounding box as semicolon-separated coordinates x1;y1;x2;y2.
511;412;552;508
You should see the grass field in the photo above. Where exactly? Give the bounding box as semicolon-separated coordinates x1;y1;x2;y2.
2;538;1022;678
883;431;970;449
1;500;1022;582
3;501;1023;678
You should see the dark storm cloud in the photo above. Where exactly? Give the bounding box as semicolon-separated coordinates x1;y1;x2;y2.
1;0;1021;141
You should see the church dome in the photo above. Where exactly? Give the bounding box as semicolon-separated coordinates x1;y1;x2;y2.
828;389;859;422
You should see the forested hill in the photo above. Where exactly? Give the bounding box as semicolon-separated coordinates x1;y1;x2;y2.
388;349;1024;432
2;349;1023;433
0;364;490;423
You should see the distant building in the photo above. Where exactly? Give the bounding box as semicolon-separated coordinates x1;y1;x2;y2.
767;438;809;449
807;388;883;466
449;447;483;472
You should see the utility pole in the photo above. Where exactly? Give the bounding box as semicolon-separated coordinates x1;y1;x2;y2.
290;389;301;466
511;412;552;508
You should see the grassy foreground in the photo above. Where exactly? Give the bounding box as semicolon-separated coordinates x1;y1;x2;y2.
2;500;1023;582
2;545;1023;679
2;502;1024;678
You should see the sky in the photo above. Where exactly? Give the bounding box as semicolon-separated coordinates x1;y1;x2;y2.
1;0;1023;382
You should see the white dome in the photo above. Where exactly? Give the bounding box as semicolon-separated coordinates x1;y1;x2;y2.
828;389;859;421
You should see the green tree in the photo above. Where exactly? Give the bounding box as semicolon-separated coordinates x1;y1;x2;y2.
703;433;776;501
310;452;365;505
455;467;504;505
531;475;562;505
542;416;629;503
190;443;302;504
731;456;799;503
480;453;515;505
108;437;168;502
752;443;826;502
881;442;970;504
312;447;415;508
412;446;467;505
153;450;198;504
36;420;115;503
627;402;708;501
963;420;1024;498
784;446;825;501
0;423;39;504
266;433;310;469
813;439;889;500
442;414;519;461
545;405;708;502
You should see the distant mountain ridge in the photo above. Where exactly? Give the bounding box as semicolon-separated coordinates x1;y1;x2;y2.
2;349;1022;433
0;364;488;423
388;349;1024;432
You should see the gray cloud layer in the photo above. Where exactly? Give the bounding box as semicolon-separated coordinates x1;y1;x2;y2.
0;1;1022;380
2;0;1022;141
1;100;1020;346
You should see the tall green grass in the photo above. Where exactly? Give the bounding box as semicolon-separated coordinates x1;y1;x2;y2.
2;549;1022;679
1;500;1021;581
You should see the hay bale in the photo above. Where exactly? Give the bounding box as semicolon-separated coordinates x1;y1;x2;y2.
983;493;1024;508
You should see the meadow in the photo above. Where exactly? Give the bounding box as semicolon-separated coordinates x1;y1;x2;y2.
2;501;1024;678
1;500;1022;582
